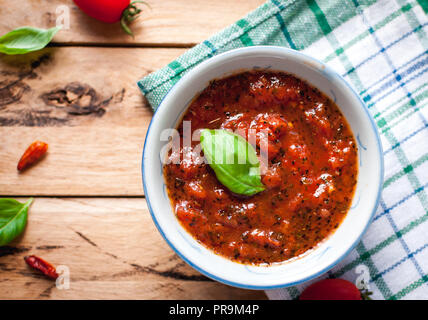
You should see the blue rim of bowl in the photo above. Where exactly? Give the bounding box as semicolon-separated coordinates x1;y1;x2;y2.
141;46;384;290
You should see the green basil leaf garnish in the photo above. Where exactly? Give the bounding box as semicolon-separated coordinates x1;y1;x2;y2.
200;129;265;196
0;26;60;55
0;198;33;246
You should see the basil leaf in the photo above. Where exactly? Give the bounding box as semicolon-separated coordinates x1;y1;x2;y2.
0;198;33;246
200;129;265;196
0;27;60;55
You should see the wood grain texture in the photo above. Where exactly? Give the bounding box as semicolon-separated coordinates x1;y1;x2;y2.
0;0;264;46
0;47;184;196
0;197;266;300
0;0;269;300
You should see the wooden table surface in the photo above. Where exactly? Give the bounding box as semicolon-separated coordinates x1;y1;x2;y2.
0;0;267;299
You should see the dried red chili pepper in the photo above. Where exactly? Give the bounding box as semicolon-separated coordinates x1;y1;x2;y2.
24;255;59;280
17;141;48;171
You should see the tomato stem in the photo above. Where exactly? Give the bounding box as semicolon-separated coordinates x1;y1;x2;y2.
121;1;151;37
360;288;373;300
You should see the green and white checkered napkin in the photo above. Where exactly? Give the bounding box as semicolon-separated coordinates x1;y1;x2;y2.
138;0;428;299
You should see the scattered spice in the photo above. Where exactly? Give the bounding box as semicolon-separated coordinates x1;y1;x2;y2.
17;141;48;171
24;255;58;280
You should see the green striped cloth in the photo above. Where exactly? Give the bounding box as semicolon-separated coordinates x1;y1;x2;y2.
138;0;428;299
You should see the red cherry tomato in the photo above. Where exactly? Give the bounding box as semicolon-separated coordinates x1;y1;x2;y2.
73;0;149;36
299;279;362;300
73;0;131;23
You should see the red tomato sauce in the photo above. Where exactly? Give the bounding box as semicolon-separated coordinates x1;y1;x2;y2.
163;71;358;265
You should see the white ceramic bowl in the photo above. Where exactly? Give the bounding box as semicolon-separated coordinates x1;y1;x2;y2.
142;46;383;289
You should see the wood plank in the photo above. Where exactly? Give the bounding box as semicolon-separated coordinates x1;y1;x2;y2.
0;197;266;300
0;0;264;46
0;47;184;196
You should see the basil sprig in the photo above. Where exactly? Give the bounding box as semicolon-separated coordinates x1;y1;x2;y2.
0;26;60;55
0;198;33;246
200;129;265;196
